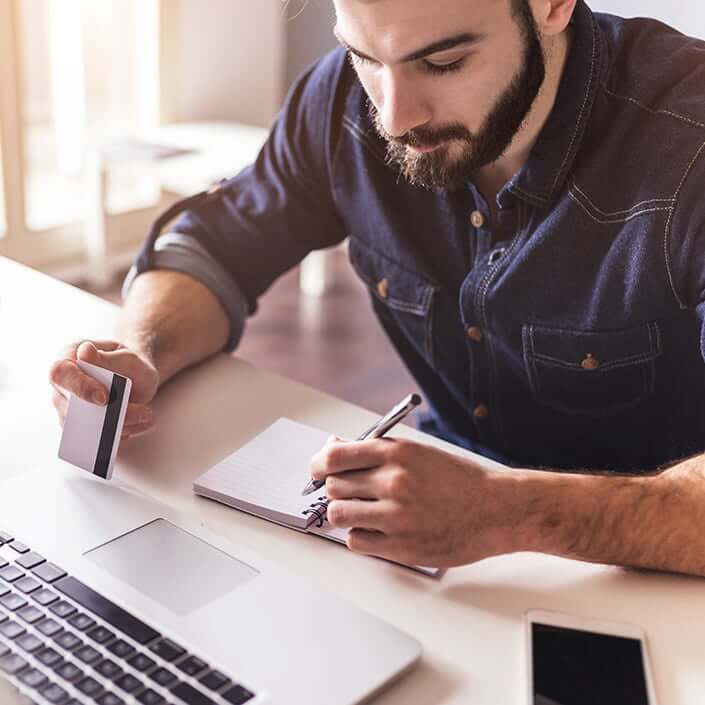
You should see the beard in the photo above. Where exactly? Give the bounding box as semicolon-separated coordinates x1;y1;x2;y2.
369;1;546;191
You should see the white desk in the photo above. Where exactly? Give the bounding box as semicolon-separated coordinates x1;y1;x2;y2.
1;256;702;704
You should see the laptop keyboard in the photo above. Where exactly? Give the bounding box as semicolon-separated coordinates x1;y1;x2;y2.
0;531;256;705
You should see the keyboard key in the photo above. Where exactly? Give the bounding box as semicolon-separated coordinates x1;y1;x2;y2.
95;658;123;680
0;558;7;570
0;652;29;675
222;685;255;705
87;625;115;644
18;606;44;624
15;576;42;594
33;588;59;606
149;637;185;662
16;633;43;653
0;620;25;639
0;593;28;611
33;562;68;583
19;666;48;688
50;601;77;619
9;541;29;554
15;552;45;570
171;682;215;705
0;643;9;657
68;613;96;632
54;660;83;682
0;531;13;543
115;673;142;693
54;631;82;650
36;648;63;667
137;689;165;705
0;565;25;582
128;652;156;672
107;639;134;659
97;694;126;705
75;675;103;697
149;667;177;687
177;655;208;677
74;644;101;664
36;618;63;637
0;584;9;598
199;670;230;691
55;577;160;645
41;682;70;704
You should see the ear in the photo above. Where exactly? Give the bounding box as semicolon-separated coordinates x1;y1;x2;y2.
531;0;577;37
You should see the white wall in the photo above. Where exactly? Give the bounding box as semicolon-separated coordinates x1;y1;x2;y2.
588;1;705;40
167;0;286;128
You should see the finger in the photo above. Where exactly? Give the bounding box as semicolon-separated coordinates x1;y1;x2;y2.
346;528;401;559
326;499;394;531
52;390;68;426
49;357;109;405
121;422;152;440
325;469;379;500
310;438;394;481
77;342;154;403
57;340;121;362
122;403;154;428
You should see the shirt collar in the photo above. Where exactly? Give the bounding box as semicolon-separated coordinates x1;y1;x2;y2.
499;0;603;210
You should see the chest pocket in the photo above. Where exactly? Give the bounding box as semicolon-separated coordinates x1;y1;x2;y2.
349;236;437;368
522;322;662;417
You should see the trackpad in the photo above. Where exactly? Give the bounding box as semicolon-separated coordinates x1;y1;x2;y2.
84;519;259;616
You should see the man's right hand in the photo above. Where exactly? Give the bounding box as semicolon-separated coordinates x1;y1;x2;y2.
50;340;160;440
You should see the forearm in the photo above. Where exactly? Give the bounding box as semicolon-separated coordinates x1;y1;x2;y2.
505;455;705;576
116;269;230;386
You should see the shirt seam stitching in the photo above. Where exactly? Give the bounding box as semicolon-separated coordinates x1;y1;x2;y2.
602;85;705;130
664;136;705;308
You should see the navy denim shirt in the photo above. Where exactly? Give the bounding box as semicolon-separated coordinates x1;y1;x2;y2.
132;0;705;473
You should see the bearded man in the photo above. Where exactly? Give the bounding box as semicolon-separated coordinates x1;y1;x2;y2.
51;0;705;575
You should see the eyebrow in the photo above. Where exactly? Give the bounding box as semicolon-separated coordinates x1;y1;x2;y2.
333;29;484;64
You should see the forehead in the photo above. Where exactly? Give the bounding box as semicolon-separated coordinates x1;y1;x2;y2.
332;0;509;53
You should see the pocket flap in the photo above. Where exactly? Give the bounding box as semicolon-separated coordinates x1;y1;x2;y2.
348;237;435;315
525;322;661;370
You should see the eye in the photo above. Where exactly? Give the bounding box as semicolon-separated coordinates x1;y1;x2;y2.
348;51;375;68
422;57;466;75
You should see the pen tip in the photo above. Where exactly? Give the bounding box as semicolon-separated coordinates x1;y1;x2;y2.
410;393;422;406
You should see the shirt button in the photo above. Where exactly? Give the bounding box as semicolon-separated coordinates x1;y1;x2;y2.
467;326;483;343
470;210;485;229
581;354;600;370
473;404;489;420
376;278;389;299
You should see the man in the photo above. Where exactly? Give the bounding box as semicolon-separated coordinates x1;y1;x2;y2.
50;0;705;574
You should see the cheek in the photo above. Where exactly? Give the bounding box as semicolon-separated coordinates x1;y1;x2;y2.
355;68;383;112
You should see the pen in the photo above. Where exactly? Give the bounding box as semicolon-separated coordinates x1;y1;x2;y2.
301;393;423;496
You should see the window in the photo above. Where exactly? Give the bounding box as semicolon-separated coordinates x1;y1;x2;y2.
20;0;160;230
0;0;162;269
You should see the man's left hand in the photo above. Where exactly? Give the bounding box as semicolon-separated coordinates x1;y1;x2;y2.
309;436;519;568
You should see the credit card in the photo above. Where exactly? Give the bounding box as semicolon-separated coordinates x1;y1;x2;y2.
57;360;132;479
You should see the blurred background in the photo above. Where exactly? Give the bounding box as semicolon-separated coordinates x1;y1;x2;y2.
0;0;701;413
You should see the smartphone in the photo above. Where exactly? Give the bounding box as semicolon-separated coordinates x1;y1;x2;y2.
526;609;659;705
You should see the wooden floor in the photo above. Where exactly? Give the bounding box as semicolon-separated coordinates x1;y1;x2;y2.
87;249;417;420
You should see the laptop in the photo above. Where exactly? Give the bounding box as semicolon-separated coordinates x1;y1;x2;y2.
0;463;421;705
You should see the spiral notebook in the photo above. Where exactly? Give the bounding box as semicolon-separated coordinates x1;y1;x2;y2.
193;418;439;576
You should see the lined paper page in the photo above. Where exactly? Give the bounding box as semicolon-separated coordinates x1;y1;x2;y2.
193;418;331;528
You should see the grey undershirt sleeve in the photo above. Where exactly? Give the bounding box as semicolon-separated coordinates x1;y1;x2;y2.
121;232;248;352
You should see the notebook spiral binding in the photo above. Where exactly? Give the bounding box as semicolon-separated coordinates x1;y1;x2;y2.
302;498;329;528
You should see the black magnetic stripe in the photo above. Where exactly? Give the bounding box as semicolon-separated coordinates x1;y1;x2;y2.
93;375;127;478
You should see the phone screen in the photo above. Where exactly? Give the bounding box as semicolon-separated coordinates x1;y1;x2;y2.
531;622;651;705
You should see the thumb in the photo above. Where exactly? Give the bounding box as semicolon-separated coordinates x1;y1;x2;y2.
76;341;102;365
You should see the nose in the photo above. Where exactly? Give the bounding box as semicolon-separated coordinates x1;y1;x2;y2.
377;68;432;139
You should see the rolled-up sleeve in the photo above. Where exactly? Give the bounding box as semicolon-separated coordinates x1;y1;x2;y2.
126;48;350;352
122;232;249;351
